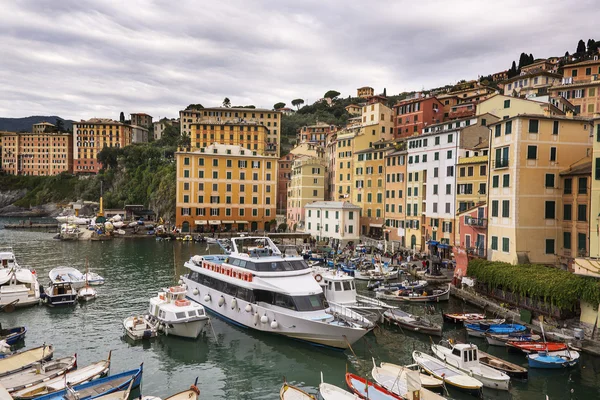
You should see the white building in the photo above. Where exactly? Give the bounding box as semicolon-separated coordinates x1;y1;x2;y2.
131;125;149;143
304;201;361;245
405;115;495;251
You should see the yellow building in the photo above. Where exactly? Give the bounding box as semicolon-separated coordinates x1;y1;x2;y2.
361;96;394;141
179;107;282;156
287;155;328;231
502;71;562;98
175;143;278;233
476;93;564;119
189;122;275;156
357;86;374;98
487;114;592;265
588;116;600;258
73;118;132;174
345;104;361;116
456;149;489;213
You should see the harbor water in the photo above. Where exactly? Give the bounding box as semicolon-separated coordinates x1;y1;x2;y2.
1;218;599;400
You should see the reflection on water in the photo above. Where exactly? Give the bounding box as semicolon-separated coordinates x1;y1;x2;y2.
1;217;599;400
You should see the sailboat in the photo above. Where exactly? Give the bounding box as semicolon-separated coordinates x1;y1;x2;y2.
78;259;97;302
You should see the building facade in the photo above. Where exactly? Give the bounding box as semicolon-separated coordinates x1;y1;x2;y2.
384;148;407;247
130;113;153;129
277;153;294;215
153;118;179;140
175;143;278;233
73;118;132;174
361;96;394;141
456;204;488;258
297;122;336;147
551;59;600;117
357;86;374;98
287;155;327;231
393;96;444;138
131;125;149;143
188;122;275;156
304;201;361;244
503;71;562;98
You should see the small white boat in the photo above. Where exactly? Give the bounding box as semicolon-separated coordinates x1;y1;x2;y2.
123;315;158;340
78;286;97;302
431;342;510;391
82;272;105;286
0;355;77;394
280;380;315;399
527;350;580;369
139;379;201;400
371;361;447;400
115;229;126;235
412;351;483;395
49;267;85;290
354;267;399;281
0;267;41;309
319;372;359;399
43;282;78;306
112;222;125;229
148;286;210;338
377;362;443;390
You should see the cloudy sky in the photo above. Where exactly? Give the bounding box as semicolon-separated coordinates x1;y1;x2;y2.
1;0;598;120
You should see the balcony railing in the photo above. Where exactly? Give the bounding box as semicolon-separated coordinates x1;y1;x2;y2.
494;158;509;169
465;217;487;228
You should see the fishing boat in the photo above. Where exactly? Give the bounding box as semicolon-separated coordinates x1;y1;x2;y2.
0;248;20;269
182;237;371;349
140;378;201;400
147;286;210;338
465;323;526;338
319;373;359;399
506;341;568;353
280;380;315;399
377;362;443;390
0;355;77;394
89;380;133;400
11;352;112;400
354;268;399;281
485;332;540;347
412;351;483;395
375;285;451;303
431;342;510;390
476;348;528;379
123;315;158;340
0;267;41;309
527;350;580;369
49;267;86;290
0;345;54;377
345;373;403;399
442;313;486;324
368;280;427;292
383;309;442;336
371;361;447;400
463;318;505;326
33;364;143;400
42;282;78;306
0;326;26;345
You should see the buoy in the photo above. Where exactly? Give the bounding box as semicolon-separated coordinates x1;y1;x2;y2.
253;313;260;325
231;298;237;310
204;294;211;302
270;320;278;329
218;296;225;307
245;304;252;313
260;314;269;324
193;288;199;295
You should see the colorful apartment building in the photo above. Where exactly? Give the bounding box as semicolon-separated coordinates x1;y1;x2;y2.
0;123;73;176
130;113;153;129
277;153;294;215
304;201;361;245
521;59;557;74
73;118;132;174
384;148;407;247
551;59;600;117
393;95;444;138
503;71;562;97
345;104;362;116
361;96;394;141
476;93;564;119
404;161;426;252
179;107;282;156
589;117;600;259
357;86;374;98
287;155;328;231
334;125;370;201
297;122;336;147
456;142;489;213
487;114;592;265
175;143;278;233
456;204;488;259
188;122;275;156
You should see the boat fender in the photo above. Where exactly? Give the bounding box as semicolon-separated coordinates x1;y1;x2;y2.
261;314;269;324
271;320;278;329
314;274;323;283
253;312;260;325
204;294;211;302
231;298;237;310
218;296;225;307
193;288;199;295
245;304;252;313
178;279;183;285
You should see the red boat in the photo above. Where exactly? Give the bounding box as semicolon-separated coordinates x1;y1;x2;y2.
506;341;568;353
345;373;403;399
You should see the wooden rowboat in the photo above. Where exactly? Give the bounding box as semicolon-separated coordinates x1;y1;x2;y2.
0;326;26;345
141;378;201;400
280;379;316;399
0;345;54;377
0;355;77;393
378;362;443;390
371;361;447;400
468;346;528;380
412;351;483;396
376;285;450;303
383;309;442;336
319;372;359;399
345;373;403;399
507;341;568;353
442;313;485;324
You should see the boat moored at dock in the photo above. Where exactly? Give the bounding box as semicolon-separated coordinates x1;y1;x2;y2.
148;286;210;338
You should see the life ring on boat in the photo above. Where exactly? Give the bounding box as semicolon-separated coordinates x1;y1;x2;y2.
175;299;191;307
314;274;323;283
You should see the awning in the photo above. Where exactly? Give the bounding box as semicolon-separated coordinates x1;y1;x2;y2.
438;244;450;249
208;220;221;225
236;221;248;224
369;223;383;228
195;220;208;225
427;240;439;246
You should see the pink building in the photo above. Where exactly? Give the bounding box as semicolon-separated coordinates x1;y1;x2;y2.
456;204;487;258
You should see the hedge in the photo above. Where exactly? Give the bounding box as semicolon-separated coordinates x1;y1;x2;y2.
468;259;600;311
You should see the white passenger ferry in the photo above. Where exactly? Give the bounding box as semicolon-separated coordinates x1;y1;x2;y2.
182;236;371;349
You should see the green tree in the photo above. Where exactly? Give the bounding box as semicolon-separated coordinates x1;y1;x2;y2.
97;146;121;171
273;102;286;110
382;88;387;97
324;90;340;99
185;104;204;110
55;118;64;132
119;112;125;123
223;97;231;108
291;99;304;109
576;39;586;54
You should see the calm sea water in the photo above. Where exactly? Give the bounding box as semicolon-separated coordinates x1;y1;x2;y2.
1;217;599;400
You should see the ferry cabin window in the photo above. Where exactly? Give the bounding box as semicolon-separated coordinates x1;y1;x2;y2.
176;312;186;319
452;348;461;358
472;350;477;360
335;282;342;291
294;294;328;311
342;281;351;291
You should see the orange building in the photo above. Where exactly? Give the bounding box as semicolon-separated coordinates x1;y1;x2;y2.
73;118;132;174
0;124;73;176
393;96;444;138
189;121;276;156
551;59;600;116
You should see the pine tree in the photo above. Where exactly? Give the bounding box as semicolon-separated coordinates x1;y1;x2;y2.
119;112;125;123
576;39;586;54
383;88;387;97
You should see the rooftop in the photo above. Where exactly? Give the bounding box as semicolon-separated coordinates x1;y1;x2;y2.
131;113;152;117
487;113;591;126
564;59;600;68
191;106;280;113
560;161;592;176
76;118;125;125
503;70;562;84
305;201;361;210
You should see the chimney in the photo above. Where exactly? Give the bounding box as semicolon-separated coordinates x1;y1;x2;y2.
566;110;574;119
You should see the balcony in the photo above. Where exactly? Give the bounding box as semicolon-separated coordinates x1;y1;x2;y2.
494;158;509;169
465;217;487;228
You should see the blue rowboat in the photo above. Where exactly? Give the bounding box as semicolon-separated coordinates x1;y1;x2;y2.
0;326;26;345
465;323;527;338
34;364;143;400
527;350;579;369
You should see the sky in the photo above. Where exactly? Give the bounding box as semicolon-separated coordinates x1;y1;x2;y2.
0;0;599;120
